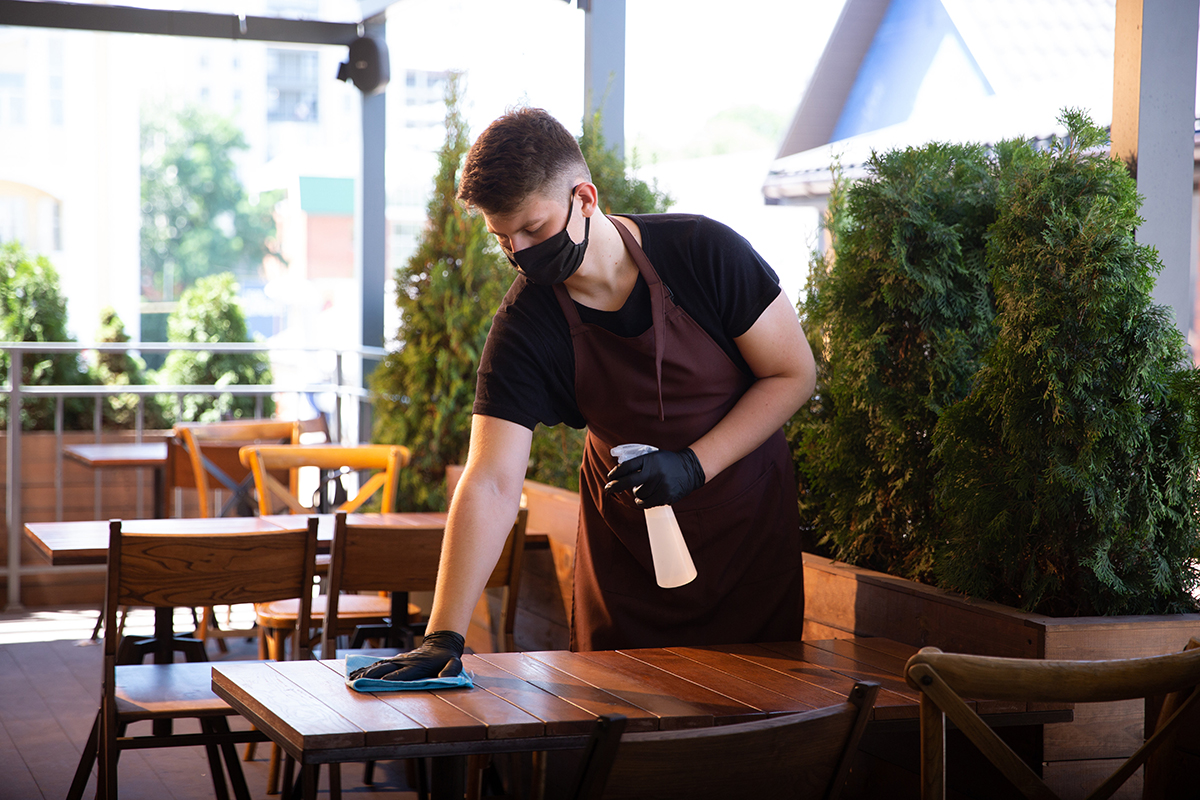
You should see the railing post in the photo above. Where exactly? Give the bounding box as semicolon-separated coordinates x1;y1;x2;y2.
334;352;344;444
7;349;23;611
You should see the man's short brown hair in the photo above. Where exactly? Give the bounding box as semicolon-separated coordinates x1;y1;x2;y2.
457;107;590;216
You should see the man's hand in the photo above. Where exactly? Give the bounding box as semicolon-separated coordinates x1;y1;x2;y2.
347;630;465;682
603;448;706;508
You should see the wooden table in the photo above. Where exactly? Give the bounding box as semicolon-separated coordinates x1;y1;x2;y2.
210;637;1073;800
64;441;168;519
24;512;449;660
25;511;450;566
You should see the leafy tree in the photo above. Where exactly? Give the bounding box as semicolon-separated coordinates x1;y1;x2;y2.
932;111;1200;615
372;80;675;511
0;241;95;430
791;144;1000;580
140;105;281;301
155;273;274;423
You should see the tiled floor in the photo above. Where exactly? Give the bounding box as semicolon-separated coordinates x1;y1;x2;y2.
0;606;425;800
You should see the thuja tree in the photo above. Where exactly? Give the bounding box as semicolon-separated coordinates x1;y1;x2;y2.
790;143;1000;580
371;74;508;511
156;272;274;422
932;111;1200;616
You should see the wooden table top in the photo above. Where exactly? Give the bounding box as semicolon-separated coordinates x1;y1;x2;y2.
63;442;168;468
24;511;449;566
211;638;966;765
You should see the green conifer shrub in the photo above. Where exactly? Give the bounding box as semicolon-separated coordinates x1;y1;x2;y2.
931;111;1200;615
155;272;274;422
791;143;1000;581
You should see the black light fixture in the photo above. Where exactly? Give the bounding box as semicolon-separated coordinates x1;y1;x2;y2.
337;35;389;95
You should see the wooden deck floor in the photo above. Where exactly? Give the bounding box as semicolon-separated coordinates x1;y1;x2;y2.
0;606;423;800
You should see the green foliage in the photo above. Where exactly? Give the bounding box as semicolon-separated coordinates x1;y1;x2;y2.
140;105;282;300
793;110;1200;616
931;110;1200;615
371;74;508;510
0;241;95;429
155;273;274;423
792;143;1001;580
94;307;169;429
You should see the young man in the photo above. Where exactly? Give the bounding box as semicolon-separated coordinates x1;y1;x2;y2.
352;107;815;682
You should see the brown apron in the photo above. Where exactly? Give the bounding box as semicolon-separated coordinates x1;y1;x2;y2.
555;218;804;651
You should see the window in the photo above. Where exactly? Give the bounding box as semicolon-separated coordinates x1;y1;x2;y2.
267;48;319;122
47;38;64;126
0;73;26;126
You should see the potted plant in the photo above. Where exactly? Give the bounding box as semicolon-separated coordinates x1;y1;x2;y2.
790;111;1200;776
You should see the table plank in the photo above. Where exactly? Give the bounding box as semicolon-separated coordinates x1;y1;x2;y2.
275;660;427;747
466;655;599;736
475;652;661;732
704;642;922;721
64;442;167;467
622;647;830;717
667;646;853;711
530;650;719;730
212;662;365;753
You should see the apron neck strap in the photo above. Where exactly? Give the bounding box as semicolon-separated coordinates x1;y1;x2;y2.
610;217;666;421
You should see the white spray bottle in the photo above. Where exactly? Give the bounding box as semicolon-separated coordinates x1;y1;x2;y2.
610;444;698;589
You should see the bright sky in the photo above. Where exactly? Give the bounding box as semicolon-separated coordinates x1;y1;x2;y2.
386;0;843;156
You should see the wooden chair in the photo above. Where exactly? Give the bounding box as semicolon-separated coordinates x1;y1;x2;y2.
174;418;325;652
240;443;409;516
245;444;413;662
569;681;879;800
66;517;318;800
904;640;1200;800
309;508;528;799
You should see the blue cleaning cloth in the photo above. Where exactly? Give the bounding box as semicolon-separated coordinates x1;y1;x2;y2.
344;654;474;693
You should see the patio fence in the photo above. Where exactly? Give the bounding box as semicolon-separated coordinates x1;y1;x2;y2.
1;341;387;610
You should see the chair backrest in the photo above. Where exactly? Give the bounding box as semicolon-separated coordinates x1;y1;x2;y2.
570;681;879;800
905;641;1200;800
174;419;299;517
103;517;318;664
240;443;411;515
319;507;528;659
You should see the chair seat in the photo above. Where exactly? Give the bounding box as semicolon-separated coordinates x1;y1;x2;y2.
256;594;420;628
114;662;242;720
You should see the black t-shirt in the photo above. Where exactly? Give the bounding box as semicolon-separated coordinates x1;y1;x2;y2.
472;213;782;431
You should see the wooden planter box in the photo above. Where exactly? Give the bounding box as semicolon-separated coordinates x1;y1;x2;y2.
0;430;170;608
803;552;1200;788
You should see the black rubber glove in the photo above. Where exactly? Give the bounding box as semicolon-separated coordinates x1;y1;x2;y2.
603;448;706;508
346;630;465;682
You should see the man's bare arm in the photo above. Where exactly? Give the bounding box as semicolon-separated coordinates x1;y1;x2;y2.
424;414;533;636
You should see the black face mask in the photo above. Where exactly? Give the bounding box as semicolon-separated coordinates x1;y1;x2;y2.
503;187;590;285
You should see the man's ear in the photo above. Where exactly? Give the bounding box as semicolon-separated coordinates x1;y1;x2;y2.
576;182;600;217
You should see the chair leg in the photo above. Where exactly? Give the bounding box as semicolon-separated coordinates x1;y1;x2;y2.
268;742;283;795
211;717;253;800
199;719;232;800
66;711;100;800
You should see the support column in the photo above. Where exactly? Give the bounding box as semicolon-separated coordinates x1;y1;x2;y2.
1111;0;1200;345
360;19;387;442
583;0;626;156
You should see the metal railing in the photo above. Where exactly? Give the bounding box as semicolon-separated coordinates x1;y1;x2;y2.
2;340;387;610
